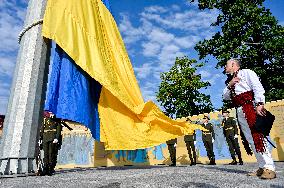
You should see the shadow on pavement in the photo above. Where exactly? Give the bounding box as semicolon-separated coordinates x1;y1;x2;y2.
97;182;121;188
182;182;219;188
199;165;248;174
95;165;188;171
55;167;95;174
55;164;190;174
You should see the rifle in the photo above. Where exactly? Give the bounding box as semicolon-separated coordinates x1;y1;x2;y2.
35;139;44;176
52;117;73;131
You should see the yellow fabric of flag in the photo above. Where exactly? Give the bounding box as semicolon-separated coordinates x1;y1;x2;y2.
42;0;206;150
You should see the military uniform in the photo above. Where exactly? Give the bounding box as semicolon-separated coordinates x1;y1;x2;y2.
166;138;177;166
222;117;243;165
201;123;215;165
184;131;196;165
40;116;62;175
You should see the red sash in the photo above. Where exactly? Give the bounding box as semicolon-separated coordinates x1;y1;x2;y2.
232;91;265;153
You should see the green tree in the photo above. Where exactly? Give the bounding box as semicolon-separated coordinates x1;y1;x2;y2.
192;0;284;102
156;57;213;118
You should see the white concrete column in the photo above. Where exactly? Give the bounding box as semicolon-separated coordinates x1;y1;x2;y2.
0;0;50;176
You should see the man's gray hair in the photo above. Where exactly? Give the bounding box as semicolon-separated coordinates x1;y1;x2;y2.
228;58;241;67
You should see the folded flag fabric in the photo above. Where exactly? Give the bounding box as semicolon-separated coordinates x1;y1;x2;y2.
42;0;206;150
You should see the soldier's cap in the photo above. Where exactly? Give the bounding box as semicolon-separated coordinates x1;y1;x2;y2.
203;115;210;120
186;117;192;122
222;109;230;114
43;111;50;118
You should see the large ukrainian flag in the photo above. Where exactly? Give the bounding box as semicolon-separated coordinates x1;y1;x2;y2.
43;0;203;150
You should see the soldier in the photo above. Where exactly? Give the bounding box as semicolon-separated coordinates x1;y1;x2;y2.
184;130;197;166
222;110;243;165
166;138;177;166
40;112;62;176
201;115;216;165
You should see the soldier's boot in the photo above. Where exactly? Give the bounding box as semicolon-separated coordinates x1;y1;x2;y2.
189;157;194;166
229;156;237;165
169;158;176;166
41;166;48;176
247;168;264;177
192;157;197;165
209;157;216;165
238;155;243;165
260;169;276;179
46;164;53;176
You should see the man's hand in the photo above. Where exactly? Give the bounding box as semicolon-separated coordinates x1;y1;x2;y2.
194;141;197;145
174;143;177;148
228;77;240;88
256;105;266;116
53;138;58;144
234;135;238;139
212;139;215;143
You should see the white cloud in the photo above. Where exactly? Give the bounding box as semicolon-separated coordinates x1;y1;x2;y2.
118;3;218;104
0;1;27;114
0;82;11;114
144;6;168;14
141;42;161;57
134;63;155;79
140;7;218;34
205;73;223;85
0;56;16;76
199;70;212;78
118;14;144;45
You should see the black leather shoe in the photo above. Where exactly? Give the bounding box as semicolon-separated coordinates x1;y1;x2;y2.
169;163;176;166
229;160;238;165
239;161;244;165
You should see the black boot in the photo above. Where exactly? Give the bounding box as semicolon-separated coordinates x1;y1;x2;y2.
229;156;237;165
229;160;238;165
238;155;243;165
209;158;216;165
170;160;176;166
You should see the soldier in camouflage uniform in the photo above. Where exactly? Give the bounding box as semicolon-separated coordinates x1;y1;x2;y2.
40;112;62;175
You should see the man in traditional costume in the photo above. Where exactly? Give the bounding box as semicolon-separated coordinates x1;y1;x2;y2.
223;59;276;179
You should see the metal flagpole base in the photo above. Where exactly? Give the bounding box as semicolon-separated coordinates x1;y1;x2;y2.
0;158;36;177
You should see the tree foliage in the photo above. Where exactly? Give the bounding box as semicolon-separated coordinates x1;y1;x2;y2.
156;57;213;118
191;0;284;102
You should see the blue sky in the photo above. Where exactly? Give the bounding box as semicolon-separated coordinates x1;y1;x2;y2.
0;0;283;115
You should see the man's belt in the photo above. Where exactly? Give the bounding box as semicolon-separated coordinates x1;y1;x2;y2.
225;127;234;131
44;129;56;132
202;132;211;135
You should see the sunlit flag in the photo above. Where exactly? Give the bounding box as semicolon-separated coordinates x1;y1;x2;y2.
43;0;205;150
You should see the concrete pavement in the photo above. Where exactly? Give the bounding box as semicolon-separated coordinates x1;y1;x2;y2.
1;162;284;188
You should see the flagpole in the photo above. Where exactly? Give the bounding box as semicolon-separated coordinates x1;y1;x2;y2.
0;0;50;176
